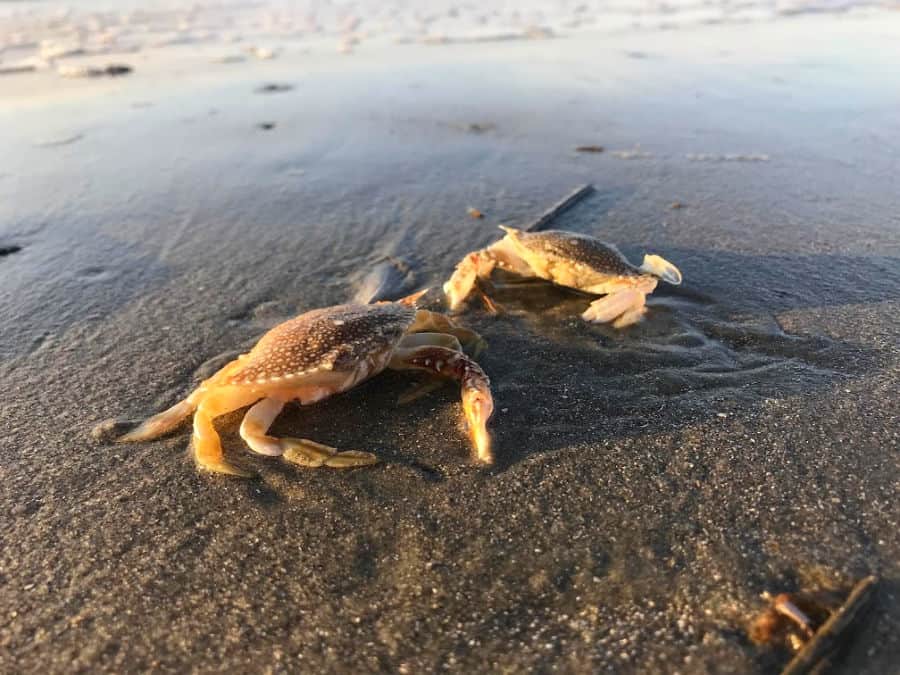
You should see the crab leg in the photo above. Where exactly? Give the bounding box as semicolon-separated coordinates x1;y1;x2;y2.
398;331;463;351
191;387;261;476
118;355;251;443
582;288;648;328
281;438;377;469
408;309;486;355
443;249;496;312
581;288;647;328
444;234;538;312
390;345;494;464
239;397;286;456
240;396;376;468
394;333;463;405
118;398;196;442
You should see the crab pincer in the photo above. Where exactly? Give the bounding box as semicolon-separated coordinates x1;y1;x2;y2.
393;345;493;463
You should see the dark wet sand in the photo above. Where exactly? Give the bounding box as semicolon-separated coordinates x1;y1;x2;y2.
2;15;899;674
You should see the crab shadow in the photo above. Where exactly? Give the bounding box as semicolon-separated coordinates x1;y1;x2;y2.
207;245;896;480
441;245;897;471
637;247;900;314
211;372;463;486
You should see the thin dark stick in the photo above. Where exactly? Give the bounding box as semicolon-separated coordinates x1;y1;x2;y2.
525;184;595;232
781;576;878;675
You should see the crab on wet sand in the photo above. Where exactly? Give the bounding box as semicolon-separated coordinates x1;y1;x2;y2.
443;226;683;328
119;301;493;476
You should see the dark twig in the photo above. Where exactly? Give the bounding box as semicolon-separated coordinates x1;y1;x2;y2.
781;576;878;675
525;184;595;232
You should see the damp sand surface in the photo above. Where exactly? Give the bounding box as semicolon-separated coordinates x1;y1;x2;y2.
1;13;900;674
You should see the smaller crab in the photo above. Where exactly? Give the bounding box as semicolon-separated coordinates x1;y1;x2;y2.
119;300;493;476
443;226;683;328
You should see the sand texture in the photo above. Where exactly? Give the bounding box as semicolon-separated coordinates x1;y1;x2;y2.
1;12;899;674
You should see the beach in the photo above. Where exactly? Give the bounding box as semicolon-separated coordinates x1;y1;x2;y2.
1;3;899;672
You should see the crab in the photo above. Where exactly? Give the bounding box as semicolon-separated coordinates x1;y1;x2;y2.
119;300;493;476
443;226;683;328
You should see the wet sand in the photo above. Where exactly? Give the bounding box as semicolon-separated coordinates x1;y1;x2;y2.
2;12;899;674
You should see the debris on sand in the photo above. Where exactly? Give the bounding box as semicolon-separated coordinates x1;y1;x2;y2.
450;122;495;134
467;207;484;219
421;26;554;45
0;245;22;257
670;201;685;209
255;83;293;94
338;35;360;53
244;46;277;60
749;576;878;674
526;184;595;232
781;576;878;675
750;592;826;648
575;145;604;153
58;63;132;78
0;63;37;76
351;256;416;304
686;153;769;162
104;64;132;76
34;133;84;148
212;54;246;64
257;122;276;130
611;148;653;159
40;44;86;60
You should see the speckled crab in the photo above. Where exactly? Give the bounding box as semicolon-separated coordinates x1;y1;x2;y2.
444;226;683;328
119;299;493;476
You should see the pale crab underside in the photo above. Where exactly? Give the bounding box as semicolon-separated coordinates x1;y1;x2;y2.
443;226;683;328
120;303;493;476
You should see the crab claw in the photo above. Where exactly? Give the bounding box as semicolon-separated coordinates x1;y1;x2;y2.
395;287;431;308
462;385;494;464
640;254;682;285
392;344;495;464
444;248;503;312
443;253;480;311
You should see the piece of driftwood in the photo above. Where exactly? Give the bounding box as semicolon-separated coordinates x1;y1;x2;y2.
525;184;595;232
781;576;878;675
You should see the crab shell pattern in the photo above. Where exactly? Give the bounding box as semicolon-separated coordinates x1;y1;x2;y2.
120;302;493;476
443;226;683;328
